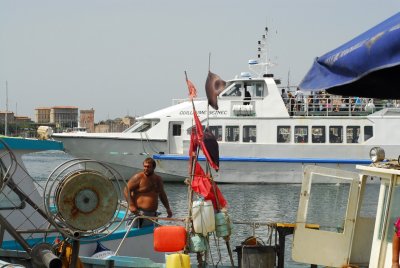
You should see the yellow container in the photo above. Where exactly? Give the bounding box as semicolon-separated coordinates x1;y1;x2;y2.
165;253;190;268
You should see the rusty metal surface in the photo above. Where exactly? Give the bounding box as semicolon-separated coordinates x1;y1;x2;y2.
56;171;118;231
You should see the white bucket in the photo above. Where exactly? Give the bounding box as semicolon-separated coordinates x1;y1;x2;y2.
192;200;215;236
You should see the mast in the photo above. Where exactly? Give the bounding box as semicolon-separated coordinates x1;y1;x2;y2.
5;81;8;136
248;26;272;78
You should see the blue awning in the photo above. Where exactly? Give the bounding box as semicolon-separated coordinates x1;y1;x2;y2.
299;12;400;98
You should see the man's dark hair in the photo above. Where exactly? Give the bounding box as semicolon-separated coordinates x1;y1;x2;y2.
144;157;156;168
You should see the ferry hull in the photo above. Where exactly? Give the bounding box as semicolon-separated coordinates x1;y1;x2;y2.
56;134;400;183
154;157;368;183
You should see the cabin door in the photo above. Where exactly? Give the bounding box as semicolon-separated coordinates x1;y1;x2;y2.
168;122;183;154
292;166;360;267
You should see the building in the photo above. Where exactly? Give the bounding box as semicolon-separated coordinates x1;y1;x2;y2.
122;116;135;126
94;123;110;133
35;106;78;130
80;109;95;133
14;116;32;123
94;116;136;133
35;107;51;124
0;111;15;124
50;106;78;129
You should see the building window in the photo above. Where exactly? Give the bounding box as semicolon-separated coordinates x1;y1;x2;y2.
226;126;239;142
312;126;326;143
329;126;343;143
243;125;256;142
346;126;360;143
277;126;291;143
295;126;308;143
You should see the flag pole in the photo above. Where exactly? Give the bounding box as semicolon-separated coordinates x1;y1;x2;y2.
206;54;235;266
185;71;206;265
207;52;211;128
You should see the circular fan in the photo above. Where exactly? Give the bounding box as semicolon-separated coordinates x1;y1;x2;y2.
43;159;128;241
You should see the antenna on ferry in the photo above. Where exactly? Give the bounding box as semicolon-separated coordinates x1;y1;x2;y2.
5;81;8;136
208;52;211;72
248;26;271;78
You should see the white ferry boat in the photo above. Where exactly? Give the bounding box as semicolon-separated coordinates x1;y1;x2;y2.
52;27;400;183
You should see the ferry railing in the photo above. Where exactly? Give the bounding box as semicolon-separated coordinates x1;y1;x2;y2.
284;95;391;116
172;97;207;105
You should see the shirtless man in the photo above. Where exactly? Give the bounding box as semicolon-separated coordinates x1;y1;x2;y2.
124;158;172;227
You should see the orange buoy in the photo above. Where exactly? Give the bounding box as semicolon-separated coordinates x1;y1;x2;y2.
154;226;186;252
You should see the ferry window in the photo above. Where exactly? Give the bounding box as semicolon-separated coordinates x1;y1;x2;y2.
277;126;291;143
131;122;151;132
172;124;181;136
225;126;239;142
364;126;373;141
243;125;256;142
329;126;343;143
247;82;264;97
186;125;205;135
209;126;222;141
222;84;241;97
294;126;308;143
312;126;325;143
346;126;360;143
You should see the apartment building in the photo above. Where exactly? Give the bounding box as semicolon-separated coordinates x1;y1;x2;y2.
35;106;78;129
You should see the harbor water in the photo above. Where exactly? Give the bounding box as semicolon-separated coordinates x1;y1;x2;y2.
22;151;380;267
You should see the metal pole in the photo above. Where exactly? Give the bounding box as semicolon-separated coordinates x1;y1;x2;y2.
70;240;80;268
105;259;115;268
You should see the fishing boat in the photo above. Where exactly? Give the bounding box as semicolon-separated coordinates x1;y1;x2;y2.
0;126;242;268
291;148;400;267
52;26;400;183
290;13;400;267
0;138;168;267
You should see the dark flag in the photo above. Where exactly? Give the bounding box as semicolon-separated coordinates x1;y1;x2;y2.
193;107;219;171
203;128;219;168
205;71;226;110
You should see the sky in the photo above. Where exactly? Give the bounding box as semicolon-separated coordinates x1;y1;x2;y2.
1;1;399;122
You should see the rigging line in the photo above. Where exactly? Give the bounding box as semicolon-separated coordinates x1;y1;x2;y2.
215;236;223;266
144;132;162;154
139;132;149;155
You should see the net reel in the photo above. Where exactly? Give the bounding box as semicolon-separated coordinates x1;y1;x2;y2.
43;158;128;242
0;139;19;191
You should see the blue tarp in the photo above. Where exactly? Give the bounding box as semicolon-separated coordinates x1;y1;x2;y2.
299;12;400;98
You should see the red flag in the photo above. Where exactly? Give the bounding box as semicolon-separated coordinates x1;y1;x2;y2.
186;79;197;100
188;129;198;174
193;108;219;171
191;162;227;209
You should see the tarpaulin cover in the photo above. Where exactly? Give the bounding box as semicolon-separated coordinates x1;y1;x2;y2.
299;12;400;98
